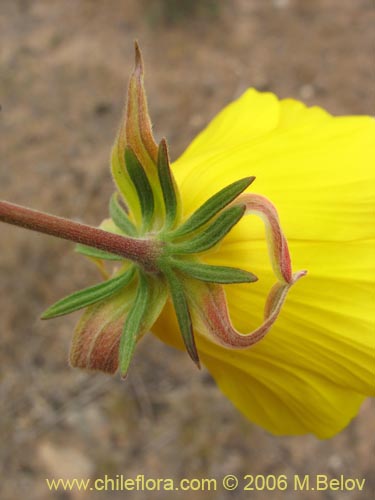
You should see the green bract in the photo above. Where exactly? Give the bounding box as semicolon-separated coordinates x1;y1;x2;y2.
41;43;260;377
42;137;255;374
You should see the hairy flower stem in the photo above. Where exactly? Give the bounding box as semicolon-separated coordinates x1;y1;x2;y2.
0;200;162;271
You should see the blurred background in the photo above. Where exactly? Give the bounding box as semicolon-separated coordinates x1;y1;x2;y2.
0;0;374;499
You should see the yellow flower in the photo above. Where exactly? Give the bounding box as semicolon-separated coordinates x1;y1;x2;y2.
41;45;374;439
152;89;375;438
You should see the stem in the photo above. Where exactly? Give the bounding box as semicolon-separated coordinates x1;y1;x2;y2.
0;200;161;270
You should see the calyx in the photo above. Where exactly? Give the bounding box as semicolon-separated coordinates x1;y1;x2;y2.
42;43;306;377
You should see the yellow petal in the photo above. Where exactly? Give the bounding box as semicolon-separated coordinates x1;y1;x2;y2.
172;89;375;241
153;245;373;438
154;240;373;437
153;89;375;437
201;347;365;438
200;213;375;403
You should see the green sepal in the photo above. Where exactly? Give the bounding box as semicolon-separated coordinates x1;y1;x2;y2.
109;193;138;236
157;139;178;229
163;267;200;367
119;270;150;377
170;204;246;255
75;243;123;261
169;176;254;238
41;267;136;319
125;147;154;231
170;259;258;284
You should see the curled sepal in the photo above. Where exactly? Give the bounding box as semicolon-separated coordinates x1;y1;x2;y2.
180;190;308;347
232;194;295;284
164;267;200;368
186;271;306;349
41;266;135;319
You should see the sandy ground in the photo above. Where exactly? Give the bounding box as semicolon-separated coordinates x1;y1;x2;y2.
0;1;374;499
